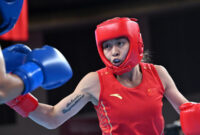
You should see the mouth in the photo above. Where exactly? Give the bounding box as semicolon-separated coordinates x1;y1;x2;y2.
112;58;121;66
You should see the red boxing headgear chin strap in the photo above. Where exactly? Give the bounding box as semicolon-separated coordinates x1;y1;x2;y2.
95;17;144;75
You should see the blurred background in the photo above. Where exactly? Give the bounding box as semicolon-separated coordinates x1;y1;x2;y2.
0;0;200;134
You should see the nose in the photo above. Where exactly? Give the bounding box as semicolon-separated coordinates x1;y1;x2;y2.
112;45;119;57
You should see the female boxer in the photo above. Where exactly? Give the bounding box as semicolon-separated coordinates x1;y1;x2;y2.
5;17;199;135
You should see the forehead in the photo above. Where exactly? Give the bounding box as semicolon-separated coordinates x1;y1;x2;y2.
103;37;129;44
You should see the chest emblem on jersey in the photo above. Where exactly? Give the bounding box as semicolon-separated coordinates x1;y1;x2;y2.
110;94;123;100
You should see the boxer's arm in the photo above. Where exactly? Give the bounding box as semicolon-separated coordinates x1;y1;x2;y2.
29;72;99;129
0;47;24;103
0;46;6;76
155;65;188;113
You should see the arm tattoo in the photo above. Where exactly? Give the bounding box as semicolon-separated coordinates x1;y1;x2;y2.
62;94;85;114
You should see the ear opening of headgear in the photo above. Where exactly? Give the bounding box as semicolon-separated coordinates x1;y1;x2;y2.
95;17;144;75
0;0;23;35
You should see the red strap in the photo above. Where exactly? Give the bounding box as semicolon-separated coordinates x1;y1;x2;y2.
6;93;38;117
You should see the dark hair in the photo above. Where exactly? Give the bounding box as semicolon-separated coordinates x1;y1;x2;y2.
141;50;152;63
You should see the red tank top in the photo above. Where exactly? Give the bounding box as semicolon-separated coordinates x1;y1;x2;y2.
94;63;165;135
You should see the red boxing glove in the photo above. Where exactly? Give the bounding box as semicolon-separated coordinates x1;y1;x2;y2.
6;93;38;117
180;102;200;135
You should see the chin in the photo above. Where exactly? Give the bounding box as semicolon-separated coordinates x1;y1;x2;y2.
112;63;121;67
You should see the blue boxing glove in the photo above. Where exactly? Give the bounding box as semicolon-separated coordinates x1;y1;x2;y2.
13;45;73;95
0;0;23;35
2;44;31;73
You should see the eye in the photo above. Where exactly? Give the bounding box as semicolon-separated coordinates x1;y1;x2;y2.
117;41;124;47
103;43;112;49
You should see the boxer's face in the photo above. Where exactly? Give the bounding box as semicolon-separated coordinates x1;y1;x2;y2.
102;37;130;66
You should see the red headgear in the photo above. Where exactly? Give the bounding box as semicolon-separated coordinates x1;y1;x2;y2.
95;17;144;75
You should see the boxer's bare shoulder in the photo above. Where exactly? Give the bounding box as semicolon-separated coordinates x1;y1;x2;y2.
75;72;100;105
154;65;188;113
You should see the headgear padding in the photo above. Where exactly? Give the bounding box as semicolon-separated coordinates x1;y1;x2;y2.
95;17;144;75
0;0;23;35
